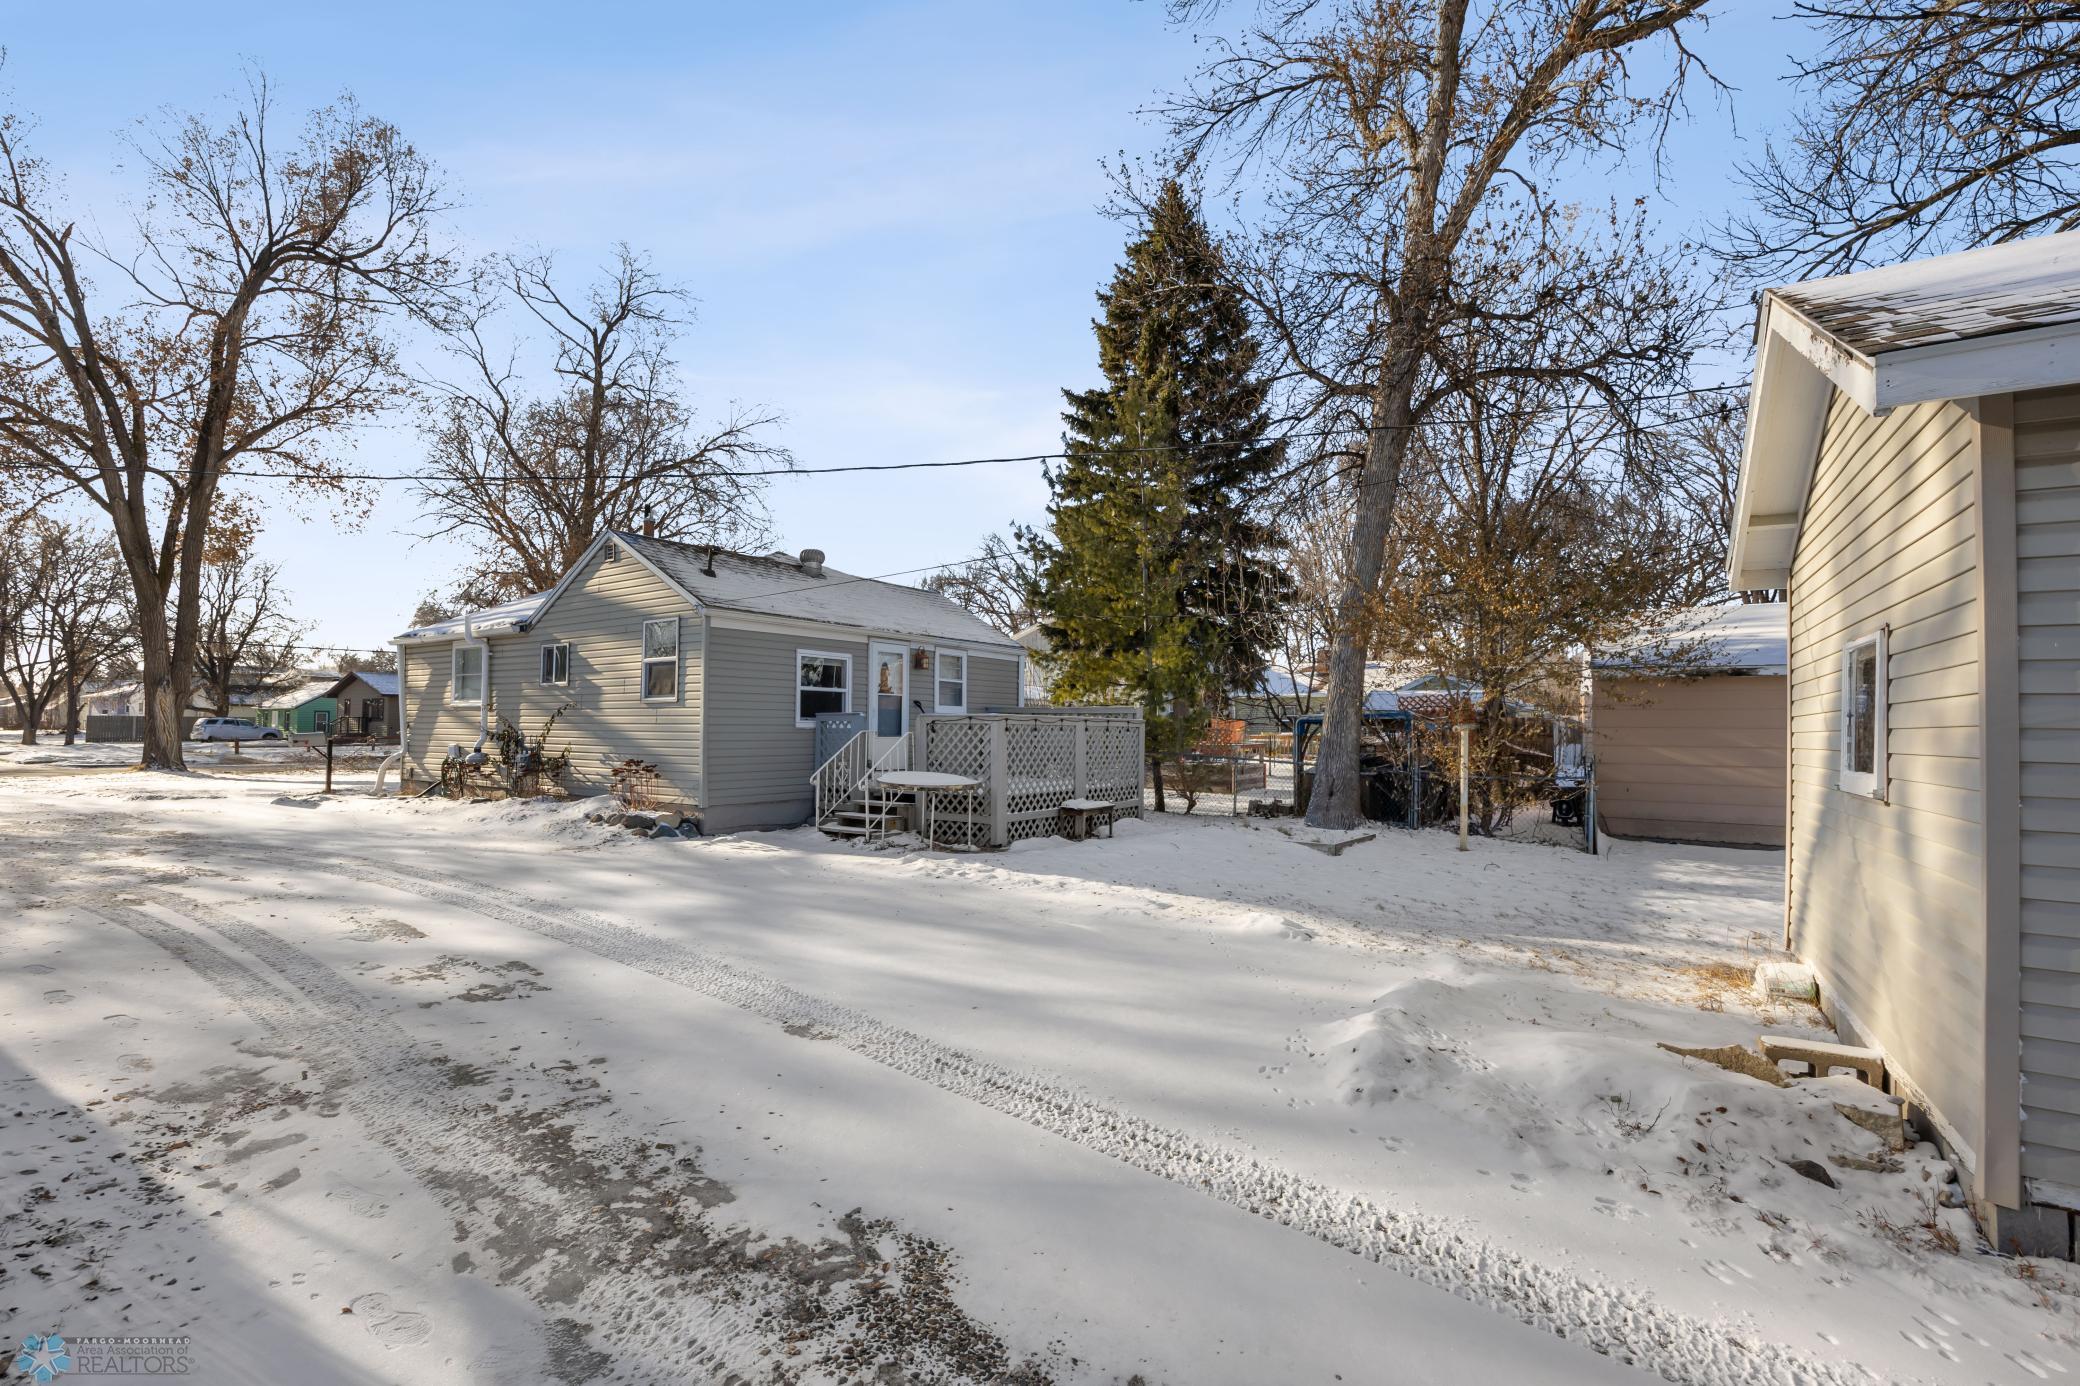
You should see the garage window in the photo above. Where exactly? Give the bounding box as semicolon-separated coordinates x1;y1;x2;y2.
1839;628;1887;799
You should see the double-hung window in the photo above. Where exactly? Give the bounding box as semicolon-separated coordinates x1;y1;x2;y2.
451;644;485;705
796;651;850;727
642;619;679;702
935;649;967;713
540;642;570;686
1839;628;1888;799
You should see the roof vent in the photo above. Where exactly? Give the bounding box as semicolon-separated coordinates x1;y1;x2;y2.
799;548;825;577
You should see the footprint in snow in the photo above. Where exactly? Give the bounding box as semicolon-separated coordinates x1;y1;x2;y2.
42;989;73;1004
328;1183;391;1218
116;1054;154;1073
104;1014;140;1030
349;1292;432;1349
23;963;54;974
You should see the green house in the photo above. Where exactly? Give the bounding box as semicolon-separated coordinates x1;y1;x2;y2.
254;679;339;735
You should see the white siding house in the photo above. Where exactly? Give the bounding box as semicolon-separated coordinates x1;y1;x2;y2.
1729;232;2080;1257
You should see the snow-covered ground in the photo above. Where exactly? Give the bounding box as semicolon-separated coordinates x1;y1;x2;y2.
3;769;2075;1384
0;739;352;771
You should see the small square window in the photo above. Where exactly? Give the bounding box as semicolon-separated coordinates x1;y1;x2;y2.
796;651;850;726
540;643;570;686
642;619;678;702
1839;629;1887;799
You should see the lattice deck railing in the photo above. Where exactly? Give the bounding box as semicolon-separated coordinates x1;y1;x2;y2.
916;710;1145;849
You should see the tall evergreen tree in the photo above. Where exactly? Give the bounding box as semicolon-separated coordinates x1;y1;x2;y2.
1030;180;1286;807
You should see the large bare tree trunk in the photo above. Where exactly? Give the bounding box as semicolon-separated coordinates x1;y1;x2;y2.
1307;374;1416;829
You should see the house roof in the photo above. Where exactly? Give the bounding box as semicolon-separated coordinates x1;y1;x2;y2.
1728;229;2080;591
256;678;338;712
395;592;551;643
614;533;1022;651
322;670;399;699
1592;603;1788;676
394;534;1023;653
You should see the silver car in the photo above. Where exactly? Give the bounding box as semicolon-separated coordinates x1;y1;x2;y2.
192;716;282;742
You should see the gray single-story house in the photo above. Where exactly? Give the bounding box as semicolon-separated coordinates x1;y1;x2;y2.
393;532;1026;832
1588;602;1788;848
1728;231;2080;1256
322;670;400;737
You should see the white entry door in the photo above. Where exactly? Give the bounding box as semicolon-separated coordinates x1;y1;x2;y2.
869;643;910;767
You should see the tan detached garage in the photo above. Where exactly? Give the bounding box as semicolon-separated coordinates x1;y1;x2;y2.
1589;603;1788;848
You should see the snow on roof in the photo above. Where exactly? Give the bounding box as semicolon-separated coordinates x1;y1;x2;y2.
1594;603;1788;675
324;669;399;698
621;534;1022;650
1770;230;2080;356
257;678;340;711
394;591;551;642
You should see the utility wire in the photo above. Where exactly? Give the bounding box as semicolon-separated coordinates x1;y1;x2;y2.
0;384;1745;489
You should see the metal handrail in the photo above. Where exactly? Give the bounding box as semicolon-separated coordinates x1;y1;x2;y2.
811;731;911;837
857;736;910;843
811;730;868;827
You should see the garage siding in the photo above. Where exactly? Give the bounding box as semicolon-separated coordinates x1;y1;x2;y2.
1591;673;1786;846
2014;387;2080;1193
1786;392;1989;1180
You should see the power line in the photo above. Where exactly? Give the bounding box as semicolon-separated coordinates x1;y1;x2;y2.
0;384;1746;489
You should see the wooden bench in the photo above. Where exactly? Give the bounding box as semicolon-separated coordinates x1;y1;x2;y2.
1059;798;1115;841
1758;1036;1886;1090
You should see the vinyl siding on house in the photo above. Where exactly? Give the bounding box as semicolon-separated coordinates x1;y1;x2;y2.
701;624;870;830
1592;673;1786;846
492;545;703;808
1786;393;1990;1181
401;546;703;810
968;653;1020;712
2014;387;2080;1194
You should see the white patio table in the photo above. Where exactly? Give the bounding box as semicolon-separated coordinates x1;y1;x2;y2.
873;769;982;850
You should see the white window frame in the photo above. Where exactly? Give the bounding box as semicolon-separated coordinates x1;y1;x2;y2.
1838;627;1888;800
450;643;486;706
641;618;679;704
934;647;968;714
794;649;852;728
540;641;570;686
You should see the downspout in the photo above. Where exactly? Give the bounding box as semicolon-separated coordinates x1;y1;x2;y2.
462;610;491;766
375;637;409;795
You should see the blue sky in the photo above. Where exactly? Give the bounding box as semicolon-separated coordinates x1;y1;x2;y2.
5;3;1805;656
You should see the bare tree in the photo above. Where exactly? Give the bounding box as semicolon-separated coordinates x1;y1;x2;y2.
46;524;130;744
190;535;310;719
1159;0;1714;827
0;517;126;743
339;648;397;674
922;531;1041;635
1731;4;2080;276
416;246;789;601
0;76;454;770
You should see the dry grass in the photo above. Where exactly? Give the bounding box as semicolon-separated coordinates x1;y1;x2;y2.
1681;960;1754;1012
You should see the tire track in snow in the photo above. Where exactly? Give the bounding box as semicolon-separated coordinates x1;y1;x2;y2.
275;847;1877;1386
94;892;803;1385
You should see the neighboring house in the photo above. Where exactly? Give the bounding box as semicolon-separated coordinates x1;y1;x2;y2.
392;534;1027;832
82;682;143;718
1587;603;1788;848
255;679;338;735
1728;232;2080;1256
322;670;400;737
1013;622;1052;704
